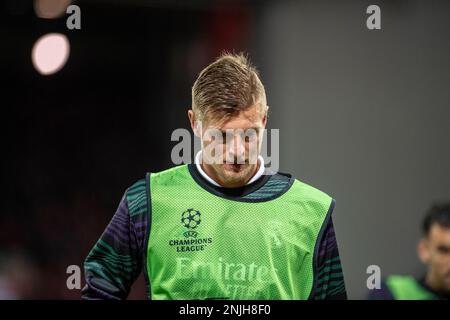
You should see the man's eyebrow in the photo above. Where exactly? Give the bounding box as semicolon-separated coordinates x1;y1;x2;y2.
219;127;260;132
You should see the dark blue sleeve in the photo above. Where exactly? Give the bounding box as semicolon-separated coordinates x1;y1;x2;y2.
311;217;347;300
81;179;149;299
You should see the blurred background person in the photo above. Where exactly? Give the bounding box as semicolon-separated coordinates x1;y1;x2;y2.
368;203;450;300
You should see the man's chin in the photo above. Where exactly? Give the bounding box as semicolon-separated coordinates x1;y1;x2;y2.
222;163;248;173
219;164;254;186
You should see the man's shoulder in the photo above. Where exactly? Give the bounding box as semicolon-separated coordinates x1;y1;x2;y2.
149;164;189;180
127;178;146;193
284;173;333;204
265;170;334;209
124;164;188;201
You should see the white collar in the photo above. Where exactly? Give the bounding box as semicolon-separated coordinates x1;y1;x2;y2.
194;151;265;187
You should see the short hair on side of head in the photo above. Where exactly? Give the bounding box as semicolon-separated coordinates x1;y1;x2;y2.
422;202;450;236
191;51;267;123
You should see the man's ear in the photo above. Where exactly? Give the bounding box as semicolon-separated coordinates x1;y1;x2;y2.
188;109;200;137
418;238;431;264
262;106;269;127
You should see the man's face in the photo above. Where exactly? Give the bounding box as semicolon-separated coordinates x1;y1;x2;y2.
418;224;450;293
189;104;267;188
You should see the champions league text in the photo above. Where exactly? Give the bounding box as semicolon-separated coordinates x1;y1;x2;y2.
169;237;213;252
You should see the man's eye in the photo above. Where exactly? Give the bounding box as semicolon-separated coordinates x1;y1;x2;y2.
219;131;258;142
437;246;450;254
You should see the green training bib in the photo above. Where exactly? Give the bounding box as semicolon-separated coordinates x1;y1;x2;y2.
145;165;333;300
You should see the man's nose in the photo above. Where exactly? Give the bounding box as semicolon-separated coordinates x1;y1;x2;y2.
227;134;245;158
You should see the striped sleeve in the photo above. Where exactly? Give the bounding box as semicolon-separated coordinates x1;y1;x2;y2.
311;217;347;300
81;179;149;300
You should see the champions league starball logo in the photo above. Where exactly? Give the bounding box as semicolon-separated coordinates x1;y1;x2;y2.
170;209;212;251
181;208;201;238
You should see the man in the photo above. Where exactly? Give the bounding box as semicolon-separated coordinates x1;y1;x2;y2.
368;203;450;300
81;53;346;300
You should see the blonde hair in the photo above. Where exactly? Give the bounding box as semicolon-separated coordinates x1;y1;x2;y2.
191;52;267;122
